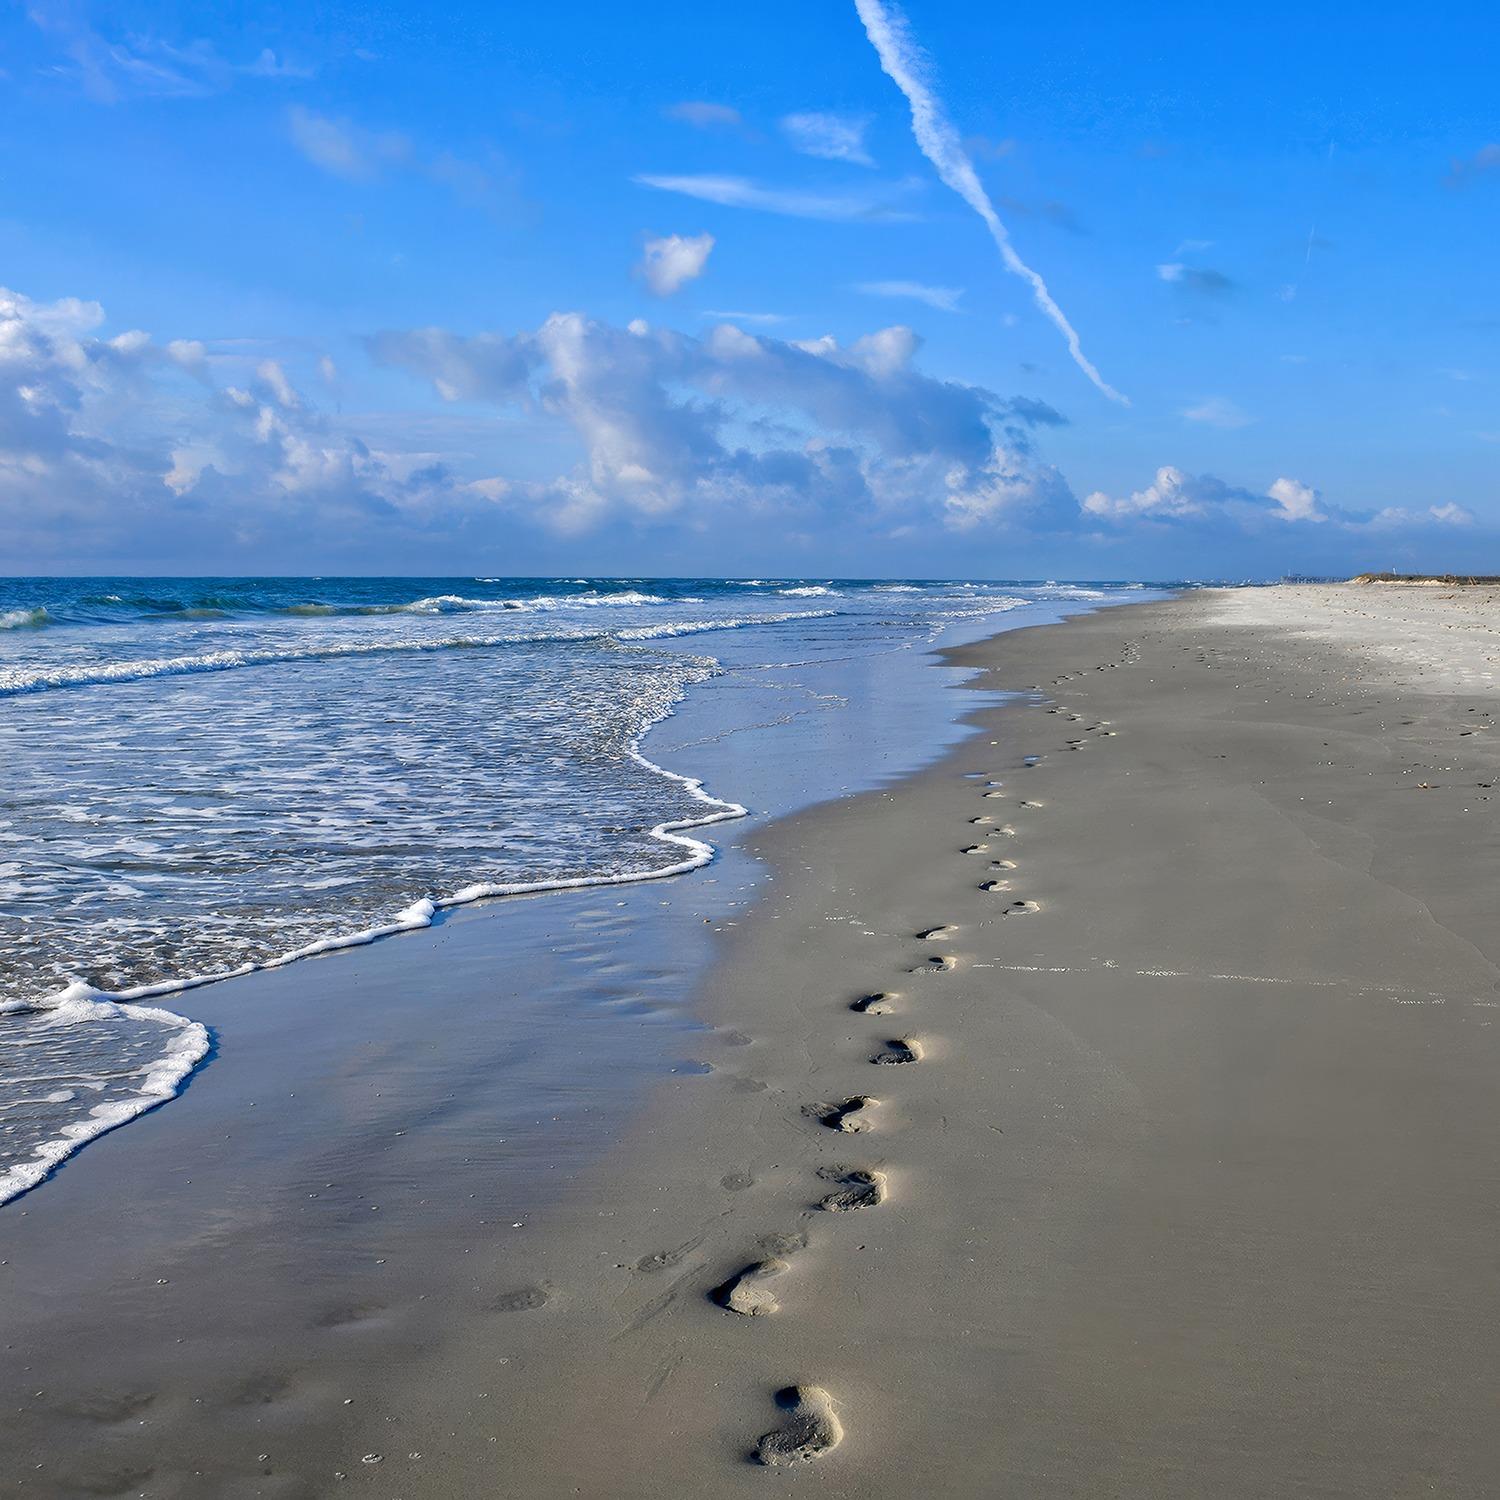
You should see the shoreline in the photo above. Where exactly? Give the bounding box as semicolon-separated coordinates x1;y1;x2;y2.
10;586;1500;1495
4;586;1111;1209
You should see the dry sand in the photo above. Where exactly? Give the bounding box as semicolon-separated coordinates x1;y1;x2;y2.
8;583;1500;1496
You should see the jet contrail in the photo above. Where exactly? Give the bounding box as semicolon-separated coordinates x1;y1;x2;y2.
853;0;1128;405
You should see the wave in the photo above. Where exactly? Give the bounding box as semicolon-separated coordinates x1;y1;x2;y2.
1;680;753;1210
12;588;684;628
29;725;748;1018
0;610;838;698
0;985;210;1207
281;589;675;617
778;585;838;597
0;607;50;630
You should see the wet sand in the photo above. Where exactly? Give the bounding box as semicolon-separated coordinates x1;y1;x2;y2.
8;585;1500;1495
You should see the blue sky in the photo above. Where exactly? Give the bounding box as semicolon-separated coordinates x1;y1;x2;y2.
4;0;1499;578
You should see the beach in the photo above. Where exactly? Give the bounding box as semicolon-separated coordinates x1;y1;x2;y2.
7;583;1500;1496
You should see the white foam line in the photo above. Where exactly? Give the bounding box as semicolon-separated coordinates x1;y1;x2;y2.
0;984;210;1206
4;673;752;1210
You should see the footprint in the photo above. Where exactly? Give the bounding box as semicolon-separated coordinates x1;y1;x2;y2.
806;1096;878;1133
494;1286;551;1313
916;925;956;940
989;858;1017;870
994;825;1018;837
1019;799;1045;809
1003;899;1041;916
983;790;1008;799
980;879;1012;894
755;1385;843;1467
910;954;955;973
713;1258;789;1317
969;815;994;825
818;1167;886;1212
851;991;897;1015
871;1038;921;1066
721;1171;756;1192
961;844;989;855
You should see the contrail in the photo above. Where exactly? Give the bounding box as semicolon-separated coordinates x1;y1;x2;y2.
853;0;1128;405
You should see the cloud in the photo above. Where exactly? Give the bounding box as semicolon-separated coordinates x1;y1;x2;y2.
1082;468;1318;524
1082;466;1474;536
852;0;1126;405
287;107;412;181
1083;468;1328;525
0;284;485;568
1181;396;1252;429
286;108;511;207
368;312;1072;534
781;111;874;166
1370;501;1476;528
664;101;743;130
28;12;312;102
700;310;789;325
1082;466;1223;521
1157;262;1235;295
856;281;964;312
1266;476;1324;522
8;279;1490;570
634;172;917;222
1446;144;1500;188
638;233;715;296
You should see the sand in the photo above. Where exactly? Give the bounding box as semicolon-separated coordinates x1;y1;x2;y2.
7;583;1500;1496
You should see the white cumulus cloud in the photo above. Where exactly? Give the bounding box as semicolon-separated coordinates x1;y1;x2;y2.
1267;476;1325;522
638;233;715;296
368;312;1071;533
1084;468;1328;526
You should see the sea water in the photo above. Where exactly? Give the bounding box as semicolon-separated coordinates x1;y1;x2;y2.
0;576;1146;1201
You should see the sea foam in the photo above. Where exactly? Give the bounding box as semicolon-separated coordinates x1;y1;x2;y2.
0;984;209;1205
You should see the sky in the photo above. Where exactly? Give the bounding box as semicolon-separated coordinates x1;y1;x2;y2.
4;0;1500;579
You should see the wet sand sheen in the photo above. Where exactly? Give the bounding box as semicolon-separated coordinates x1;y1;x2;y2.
8;586;1500;1496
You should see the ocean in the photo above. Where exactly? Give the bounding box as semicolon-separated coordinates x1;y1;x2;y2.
0;576;1151;1203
